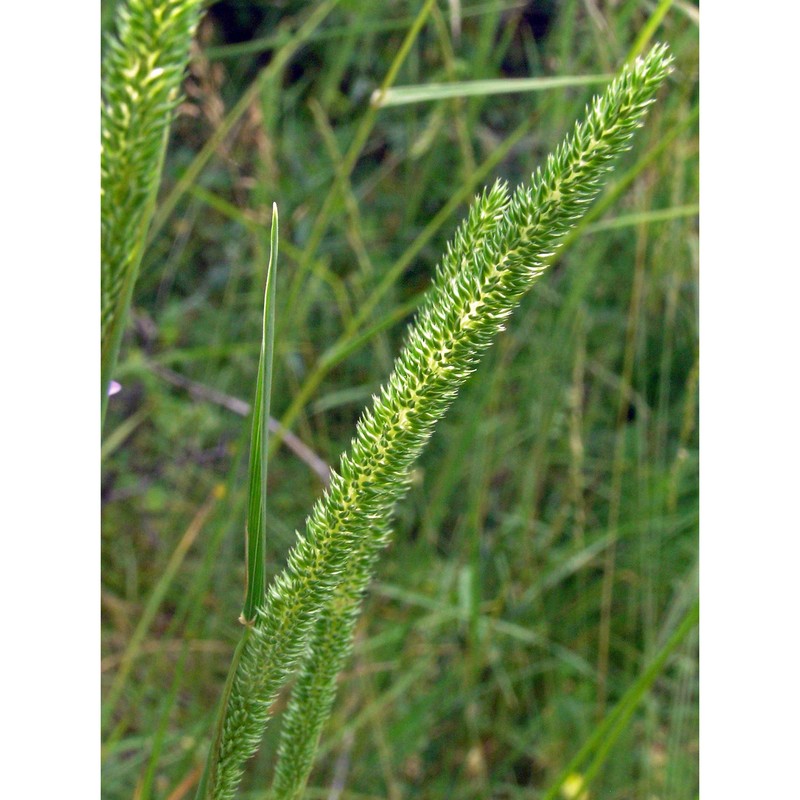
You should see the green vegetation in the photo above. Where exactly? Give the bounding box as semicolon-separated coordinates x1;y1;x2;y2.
102;1;698;798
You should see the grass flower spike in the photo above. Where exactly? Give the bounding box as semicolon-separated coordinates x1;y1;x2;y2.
101;0;205;423
197;43;675;800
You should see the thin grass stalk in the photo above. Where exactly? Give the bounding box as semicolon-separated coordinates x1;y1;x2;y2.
540;599;699;800
195;44;673;800
627;0;676;63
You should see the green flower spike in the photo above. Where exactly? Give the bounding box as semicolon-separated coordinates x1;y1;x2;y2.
197;42;674;800
101;0;205;425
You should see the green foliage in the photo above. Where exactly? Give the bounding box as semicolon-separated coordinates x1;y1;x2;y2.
198;44;674;800
102;3;699;798
101;0;204;422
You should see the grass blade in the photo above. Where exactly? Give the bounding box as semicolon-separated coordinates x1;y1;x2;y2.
626;0;676;62
242;204;279;625
371;73;612;108
541;599;699;800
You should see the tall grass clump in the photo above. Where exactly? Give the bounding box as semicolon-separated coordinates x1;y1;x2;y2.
194;44;675;800
101;0;204;423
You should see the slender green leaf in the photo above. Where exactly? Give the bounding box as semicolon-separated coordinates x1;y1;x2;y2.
627;0;675;63
372;73;612;108
541;599;699;800
242;205;279;625
583;203;699;235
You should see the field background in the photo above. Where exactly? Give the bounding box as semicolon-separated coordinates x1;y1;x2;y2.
101;1;699;798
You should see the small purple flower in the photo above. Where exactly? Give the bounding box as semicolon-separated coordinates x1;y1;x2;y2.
108;380;122;396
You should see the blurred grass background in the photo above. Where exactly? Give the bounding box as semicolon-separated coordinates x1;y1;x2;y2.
100;1;698;797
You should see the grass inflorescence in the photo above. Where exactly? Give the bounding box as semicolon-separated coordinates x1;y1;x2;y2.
198;42;675;800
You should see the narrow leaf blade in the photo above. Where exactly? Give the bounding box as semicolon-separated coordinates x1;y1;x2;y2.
242;204;279;624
